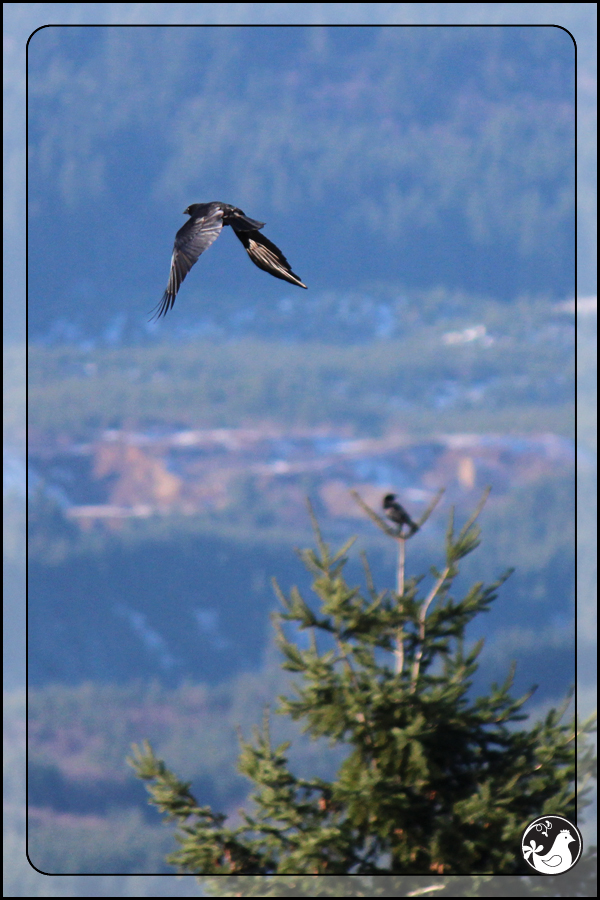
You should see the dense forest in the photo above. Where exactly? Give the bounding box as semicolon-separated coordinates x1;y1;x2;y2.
28;294;574;437
27;26;575;338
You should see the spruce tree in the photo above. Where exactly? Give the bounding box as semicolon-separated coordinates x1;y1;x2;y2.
129;491;593;891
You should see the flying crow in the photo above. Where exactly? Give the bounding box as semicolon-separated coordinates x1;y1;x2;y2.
382;494;419;536
152;202;307;319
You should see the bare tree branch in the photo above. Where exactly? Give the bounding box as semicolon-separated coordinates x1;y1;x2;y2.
458;485;491;539
416;487;445;529
350;488;444;677
407;884;448;897
410;565;452;690
394;536;406;675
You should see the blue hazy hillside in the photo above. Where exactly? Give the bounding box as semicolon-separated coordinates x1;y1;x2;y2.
27;25;575;338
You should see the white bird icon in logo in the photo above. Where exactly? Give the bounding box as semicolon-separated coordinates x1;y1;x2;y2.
523;829;575;875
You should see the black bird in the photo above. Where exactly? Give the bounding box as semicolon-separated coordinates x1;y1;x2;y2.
382;494;419;536
152;202;307;319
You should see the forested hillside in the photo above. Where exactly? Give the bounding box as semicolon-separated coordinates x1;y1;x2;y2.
27;26;574;338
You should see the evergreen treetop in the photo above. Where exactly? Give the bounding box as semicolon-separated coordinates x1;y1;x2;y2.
130;491;593;891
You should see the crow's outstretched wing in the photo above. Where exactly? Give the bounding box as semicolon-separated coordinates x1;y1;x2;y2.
153;203;306;319
152;206;224;319
232;228;307;289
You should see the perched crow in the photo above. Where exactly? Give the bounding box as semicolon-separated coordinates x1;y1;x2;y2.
152;202;307;319
382;494;419;536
